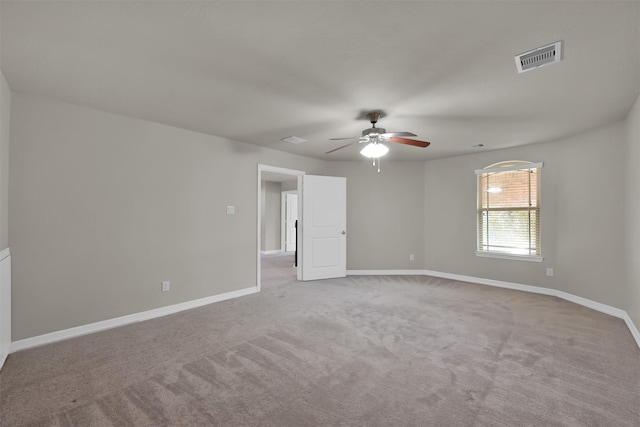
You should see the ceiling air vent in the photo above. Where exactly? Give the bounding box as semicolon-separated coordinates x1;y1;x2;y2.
515;41;562;73
281;136;307;144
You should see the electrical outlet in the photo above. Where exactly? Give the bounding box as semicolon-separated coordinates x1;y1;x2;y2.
409;254;415;261
546;268;553;277
161;281;170;292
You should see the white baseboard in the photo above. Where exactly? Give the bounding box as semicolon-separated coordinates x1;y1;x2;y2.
261;250;283;255
10;285;259;353
0;249;10;371
9;270;640;353
348;269;640;350
623;313;640;346
347;269;426;276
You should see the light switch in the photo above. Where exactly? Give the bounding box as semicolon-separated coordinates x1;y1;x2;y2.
226;205;235;215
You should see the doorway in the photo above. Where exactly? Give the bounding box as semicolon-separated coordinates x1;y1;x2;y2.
257;165;348;289
257;165;304;291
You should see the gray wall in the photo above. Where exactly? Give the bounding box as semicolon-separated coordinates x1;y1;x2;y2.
324;160;425;270
625;94;640;328
6;90;639;341
9;93;325;340
281;179;297;192
423;122;627;310
261;181;281;251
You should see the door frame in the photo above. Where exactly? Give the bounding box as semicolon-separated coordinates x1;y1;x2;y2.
257;164;305;291
281;190;298;253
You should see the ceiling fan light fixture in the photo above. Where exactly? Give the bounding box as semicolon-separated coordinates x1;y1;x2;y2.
327;111;430;160
360;142;389;159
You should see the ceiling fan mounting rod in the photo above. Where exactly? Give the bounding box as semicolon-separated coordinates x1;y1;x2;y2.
362;111;386;137
367;112;383;126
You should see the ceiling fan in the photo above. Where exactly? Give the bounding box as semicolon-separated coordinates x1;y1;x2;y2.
326;112;431;158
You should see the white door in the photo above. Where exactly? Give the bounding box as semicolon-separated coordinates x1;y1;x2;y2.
301;175;346;281
285;193;298;252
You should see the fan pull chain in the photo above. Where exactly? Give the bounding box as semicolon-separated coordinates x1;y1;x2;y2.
371;157;382;172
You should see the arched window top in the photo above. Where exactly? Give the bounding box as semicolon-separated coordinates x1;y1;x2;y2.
485;160;532;169
476;160;543;175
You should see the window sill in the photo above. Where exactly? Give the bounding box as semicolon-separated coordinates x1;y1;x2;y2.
475;251;543;263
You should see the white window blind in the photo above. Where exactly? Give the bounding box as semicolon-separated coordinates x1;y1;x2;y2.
475;161;543;259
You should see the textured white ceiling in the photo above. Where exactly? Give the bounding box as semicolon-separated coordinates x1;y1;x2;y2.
1;1;638;161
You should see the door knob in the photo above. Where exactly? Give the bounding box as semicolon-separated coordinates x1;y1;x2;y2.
341;231;346;235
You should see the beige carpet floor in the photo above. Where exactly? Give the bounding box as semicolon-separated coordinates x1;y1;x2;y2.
1;254;639;426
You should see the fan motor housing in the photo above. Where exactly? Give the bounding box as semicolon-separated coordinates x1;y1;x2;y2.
362;127;386;137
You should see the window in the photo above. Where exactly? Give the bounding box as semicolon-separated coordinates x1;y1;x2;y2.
475;161;543;262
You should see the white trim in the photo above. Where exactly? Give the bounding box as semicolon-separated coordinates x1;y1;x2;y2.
0;249;10;371
258;164;307;177
623;313;640;346
475;251;544;262
10;286;258;353
261;250;283;255
475;161;544;175
422;269;557;295
8;269;639;353
281;192;286;252
347;269;640;349
257;164;304;291
347;269;427;276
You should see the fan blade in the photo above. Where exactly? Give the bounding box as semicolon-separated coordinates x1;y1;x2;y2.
389;137;431;148
381;131;417;138
329;137;359;141
325;140;359;154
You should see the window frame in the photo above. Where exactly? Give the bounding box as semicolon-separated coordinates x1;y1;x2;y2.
475;161;543;262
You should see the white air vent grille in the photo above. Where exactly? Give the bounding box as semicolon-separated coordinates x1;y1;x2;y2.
515;41;562;73
281;136;307;144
